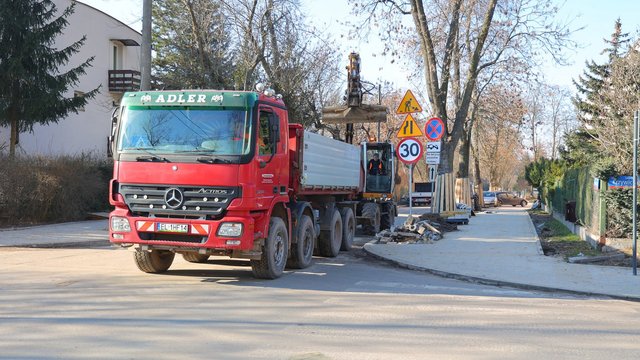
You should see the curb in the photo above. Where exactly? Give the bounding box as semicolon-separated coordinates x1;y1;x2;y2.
1;240;111;249
362;241;640;303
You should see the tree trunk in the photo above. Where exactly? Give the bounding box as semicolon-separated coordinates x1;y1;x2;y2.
9;106;18;157
456;128;471;178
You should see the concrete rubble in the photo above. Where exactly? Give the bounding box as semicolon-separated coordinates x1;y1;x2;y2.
374;214;454;244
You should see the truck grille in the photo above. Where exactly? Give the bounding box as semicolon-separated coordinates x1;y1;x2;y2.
119;184;240;219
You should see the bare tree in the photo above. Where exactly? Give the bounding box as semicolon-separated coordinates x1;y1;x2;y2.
546;85;575;159
222;0;343;128
354;0;577;210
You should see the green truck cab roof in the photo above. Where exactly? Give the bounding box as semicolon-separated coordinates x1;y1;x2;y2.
120;90;259;109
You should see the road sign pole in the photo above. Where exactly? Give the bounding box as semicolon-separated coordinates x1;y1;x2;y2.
633;110;638;276
431;174;437;214
409;164;413;217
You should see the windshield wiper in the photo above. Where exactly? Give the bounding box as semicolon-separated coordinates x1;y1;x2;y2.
196;156;232;164
136;155;169;162
132;148;169;162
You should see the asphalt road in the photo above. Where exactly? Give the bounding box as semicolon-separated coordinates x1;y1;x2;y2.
1;235;640;359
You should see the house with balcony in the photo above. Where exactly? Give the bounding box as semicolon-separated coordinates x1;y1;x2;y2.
0;0;141;156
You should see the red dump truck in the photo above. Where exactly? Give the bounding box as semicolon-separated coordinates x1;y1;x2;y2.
108;88;395;278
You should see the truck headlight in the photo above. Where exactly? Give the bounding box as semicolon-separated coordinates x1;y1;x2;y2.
111;216;131;232
217;222;243;237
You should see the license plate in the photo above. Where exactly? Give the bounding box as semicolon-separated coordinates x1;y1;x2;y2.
156;223;189;233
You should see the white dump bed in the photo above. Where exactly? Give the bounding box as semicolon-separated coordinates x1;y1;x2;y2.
300;131;361;190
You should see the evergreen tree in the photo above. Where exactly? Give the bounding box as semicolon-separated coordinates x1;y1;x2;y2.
152;0;234;89
0;0;99;156
602;18;630;61
572;19;629;129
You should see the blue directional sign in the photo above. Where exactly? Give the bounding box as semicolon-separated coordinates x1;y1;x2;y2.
424;117;444;141
608;176;636;189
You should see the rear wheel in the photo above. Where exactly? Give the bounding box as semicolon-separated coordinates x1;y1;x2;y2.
182;252;210;263
287;215;314;269
362;202;381;235
134;250;175;273
318;209;342;257
251;217;288;279
340;208;355;251
520;200;528;207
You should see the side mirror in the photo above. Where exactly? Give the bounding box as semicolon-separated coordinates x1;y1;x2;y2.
108;107;119;158
107;136;113;158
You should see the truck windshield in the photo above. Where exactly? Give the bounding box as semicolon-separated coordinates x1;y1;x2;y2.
117;107;251;155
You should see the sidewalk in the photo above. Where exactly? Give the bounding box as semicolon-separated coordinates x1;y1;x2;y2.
0;220;109;247
365;206;640;300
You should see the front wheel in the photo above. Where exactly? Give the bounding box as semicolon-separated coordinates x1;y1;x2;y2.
134;250;175;273
380;204;396;231
361;202;381;235
182;252;210;263
251;217;289;279
521;200;528;207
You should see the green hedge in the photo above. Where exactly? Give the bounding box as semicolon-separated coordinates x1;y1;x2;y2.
545;166;598;231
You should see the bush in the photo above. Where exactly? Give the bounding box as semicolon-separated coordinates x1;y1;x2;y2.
0;153;112;226
601;188;634;238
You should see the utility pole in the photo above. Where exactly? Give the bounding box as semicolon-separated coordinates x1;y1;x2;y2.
140;0;152;91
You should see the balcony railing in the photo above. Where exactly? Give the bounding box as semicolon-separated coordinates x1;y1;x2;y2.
108;70;141;92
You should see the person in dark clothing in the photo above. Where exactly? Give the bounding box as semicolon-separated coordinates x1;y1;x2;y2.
368;153;385;175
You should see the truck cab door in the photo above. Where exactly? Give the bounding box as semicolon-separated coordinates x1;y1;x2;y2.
255;107;286;208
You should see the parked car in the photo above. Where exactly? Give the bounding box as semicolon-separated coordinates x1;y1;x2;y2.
496;192;528;207
483;191;497;207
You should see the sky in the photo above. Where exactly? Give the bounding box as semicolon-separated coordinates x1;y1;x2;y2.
79;0;640;98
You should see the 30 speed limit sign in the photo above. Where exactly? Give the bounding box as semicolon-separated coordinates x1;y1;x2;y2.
396;137;423;165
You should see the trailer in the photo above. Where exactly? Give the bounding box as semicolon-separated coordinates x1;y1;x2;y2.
108;88;395;278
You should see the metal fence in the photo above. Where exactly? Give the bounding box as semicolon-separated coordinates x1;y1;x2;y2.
547;167;602;235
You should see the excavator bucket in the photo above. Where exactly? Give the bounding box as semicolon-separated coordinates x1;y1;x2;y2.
322;104;388;124
322;52;388;124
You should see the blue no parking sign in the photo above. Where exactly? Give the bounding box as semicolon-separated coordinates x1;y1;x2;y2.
424;117;445;141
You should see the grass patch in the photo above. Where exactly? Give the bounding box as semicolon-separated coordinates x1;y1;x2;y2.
545;217;599;258
529;210;599;259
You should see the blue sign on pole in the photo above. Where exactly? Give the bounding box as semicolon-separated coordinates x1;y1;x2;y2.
608;176;637;189
424;117;444;141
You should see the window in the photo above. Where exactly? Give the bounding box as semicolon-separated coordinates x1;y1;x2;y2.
117;108;250;155
258;110;275;155
111;43;123;70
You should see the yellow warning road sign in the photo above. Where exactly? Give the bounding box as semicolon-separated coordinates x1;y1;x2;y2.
396;89;423;114
396;114;424;138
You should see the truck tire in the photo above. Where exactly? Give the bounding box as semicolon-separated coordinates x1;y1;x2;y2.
287;215;314;269
340;207;355;251
182;253;210;263
318;209;342;257
251;217;288;279
380;204;396;231
362;202;381;235
134;250;175;273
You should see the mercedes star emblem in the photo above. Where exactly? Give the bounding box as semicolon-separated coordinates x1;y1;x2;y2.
164;188;184;209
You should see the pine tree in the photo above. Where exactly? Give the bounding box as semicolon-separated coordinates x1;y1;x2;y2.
569;19;635;173
573;19;629;131
602;18;630;61
0;0;98;156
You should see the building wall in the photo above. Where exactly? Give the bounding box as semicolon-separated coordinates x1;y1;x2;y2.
0;0;141;156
